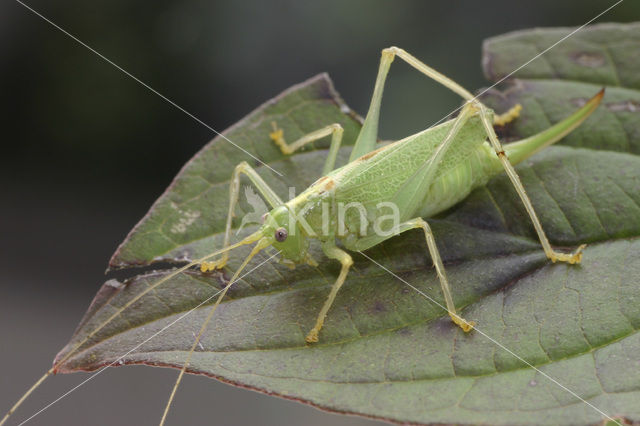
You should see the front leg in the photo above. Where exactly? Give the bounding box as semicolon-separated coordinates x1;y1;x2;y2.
306;241;353;343
201;161;283;272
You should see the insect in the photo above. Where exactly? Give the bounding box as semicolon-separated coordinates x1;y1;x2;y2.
1;46;603;426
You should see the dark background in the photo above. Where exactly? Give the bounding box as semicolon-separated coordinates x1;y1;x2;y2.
1;1;638;425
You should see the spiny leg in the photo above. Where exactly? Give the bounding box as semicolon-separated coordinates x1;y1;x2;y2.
306;242;353;343
408;218;475;331
201;161;283;272
349;45;494;162
371;46;580;262
475;102;585;264
349;103;478;332
382;46;476;100
386;47;521;130
354;219;474;332
348;50;395;161
350;45;524;161
352;45;476;160
270;122;344;175
367;46;584;263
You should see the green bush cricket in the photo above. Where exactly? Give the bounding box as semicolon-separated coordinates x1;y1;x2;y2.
1;46;603;426
197;46;602;342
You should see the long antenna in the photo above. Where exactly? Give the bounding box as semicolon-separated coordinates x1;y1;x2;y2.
159;237;270;426
0;231;263;426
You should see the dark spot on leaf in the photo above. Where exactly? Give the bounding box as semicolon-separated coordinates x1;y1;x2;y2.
371;301;386;314
397;327;411;336
570;51;606;68
432;317;456;336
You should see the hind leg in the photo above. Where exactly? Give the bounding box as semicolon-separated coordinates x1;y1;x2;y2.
476;102;585;264
354;218;475;332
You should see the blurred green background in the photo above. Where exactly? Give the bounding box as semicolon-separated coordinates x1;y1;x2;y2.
1;1;638;425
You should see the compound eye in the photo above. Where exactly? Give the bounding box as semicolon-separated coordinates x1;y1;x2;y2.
275;227;288;242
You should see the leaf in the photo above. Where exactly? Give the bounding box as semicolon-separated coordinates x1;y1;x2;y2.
58;25;640;425
481;22;640;154
108;73;363;269
482;22;640;90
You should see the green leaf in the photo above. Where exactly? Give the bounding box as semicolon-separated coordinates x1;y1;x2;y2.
481;22;640;154
481;80;640;154
108;74;363;268
58;25;640;425
482;22;640;89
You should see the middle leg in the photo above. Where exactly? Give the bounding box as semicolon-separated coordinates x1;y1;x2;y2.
353;218;475;332
270;122;344;175
306;241;353;343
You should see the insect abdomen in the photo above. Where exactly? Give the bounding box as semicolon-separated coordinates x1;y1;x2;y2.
418;143;496;218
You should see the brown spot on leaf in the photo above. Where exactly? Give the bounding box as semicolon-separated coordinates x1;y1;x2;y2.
371;301;387;314
577;97;640;112
570;52;606;68
606;100;640;113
